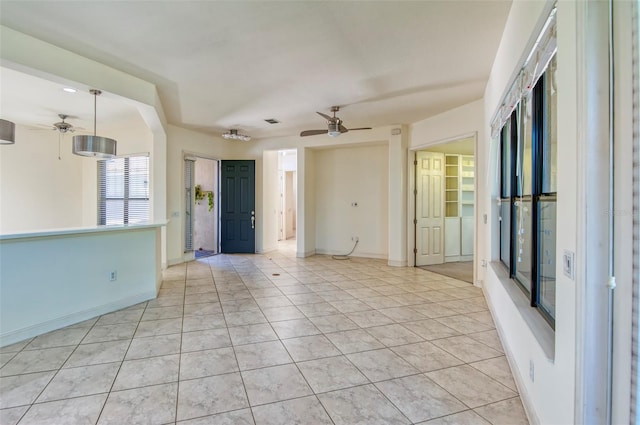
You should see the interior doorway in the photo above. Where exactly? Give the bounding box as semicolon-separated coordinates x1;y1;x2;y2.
278;150;297;242
414;136;475;276
184;156;219;259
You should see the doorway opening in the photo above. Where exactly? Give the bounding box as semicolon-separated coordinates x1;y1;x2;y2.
184;156;219;259
414;136;475;282
278;150;297;251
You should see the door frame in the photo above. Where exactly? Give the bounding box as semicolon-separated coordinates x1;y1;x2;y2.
182;151;221;262
414;151;446;266
284;170;297;240
220;159;256;254
407;132;478;281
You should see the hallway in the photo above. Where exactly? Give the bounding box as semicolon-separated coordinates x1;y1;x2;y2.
0;250;528;424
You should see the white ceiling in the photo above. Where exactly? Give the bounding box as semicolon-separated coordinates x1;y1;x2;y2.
0;1;512;140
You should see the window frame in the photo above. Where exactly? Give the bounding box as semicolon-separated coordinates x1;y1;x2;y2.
498;58;557;328
98;155;150;226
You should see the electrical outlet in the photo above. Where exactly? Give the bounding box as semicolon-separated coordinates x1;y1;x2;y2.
529;359;535;382
351;236;359;242
351;202;358;207
109;270;117;282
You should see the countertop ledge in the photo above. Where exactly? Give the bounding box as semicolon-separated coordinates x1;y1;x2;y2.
0;221;168;241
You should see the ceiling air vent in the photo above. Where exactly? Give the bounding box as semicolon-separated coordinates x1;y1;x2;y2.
264;118;280;124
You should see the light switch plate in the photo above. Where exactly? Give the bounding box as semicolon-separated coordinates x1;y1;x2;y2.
563;250;575;280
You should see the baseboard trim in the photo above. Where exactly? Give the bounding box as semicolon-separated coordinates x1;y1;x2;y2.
0;291;157;347
387;259;407;267
258;246;278;254
296;249;316;258
315;249;388;260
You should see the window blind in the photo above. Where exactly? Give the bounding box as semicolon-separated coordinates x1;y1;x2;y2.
98;155;150;225
631;1;639;421
184;158;195;252
491;7;557;139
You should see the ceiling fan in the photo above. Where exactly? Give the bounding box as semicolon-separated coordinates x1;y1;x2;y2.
35;114;79;160
300;106;371;137
52;114;75;133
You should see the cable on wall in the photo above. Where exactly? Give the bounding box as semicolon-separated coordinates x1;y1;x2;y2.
332;239;359;260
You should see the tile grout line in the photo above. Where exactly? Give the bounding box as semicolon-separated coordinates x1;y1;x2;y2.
94;290;154;425
0;253;524;424
224;259;261;425
173;261;189;424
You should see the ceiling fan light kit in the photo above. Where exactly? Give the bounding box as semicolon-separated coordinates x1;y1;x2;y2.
72;89;117;158
327;123;341;137
222;129;251;141
300;106;372;138
53;114;75;133
0;119;16;144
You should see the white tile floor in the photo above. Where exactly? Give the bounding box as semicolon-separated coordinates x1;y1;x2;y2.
0;250;529;425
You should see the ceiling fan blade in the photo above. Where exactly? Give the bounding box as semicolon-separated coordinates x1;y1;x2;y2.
316;112;333;121
347;127;372;131
339;124;349;133
300;129;328;137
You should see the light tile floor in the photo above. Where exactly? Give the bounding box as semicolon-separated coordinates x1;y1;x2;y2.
0;250;529;425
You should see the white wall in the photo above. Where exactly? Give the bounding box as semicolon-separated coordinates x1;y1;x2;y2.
410;100;483;150
314;144;389;258
281;151;297;171
0;226;160;346
409;100;483;275
165;124;235;265
481;1;576;424
81;112;155;227
297;147;316;257
261;150;279;253
0;124;84;233
1;25;168;264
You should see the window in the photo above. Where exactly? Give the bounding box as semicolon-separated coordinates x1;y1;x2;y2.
498;55;557;326
98;155;150;225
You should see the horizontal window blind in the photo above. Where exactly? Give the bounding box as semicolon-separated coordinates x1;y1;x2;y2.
98;155;150;225
184;158;195;252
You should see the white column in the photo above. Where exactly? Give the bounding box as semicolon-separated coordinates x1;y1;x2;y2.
296;147;316;257
388;126;408;266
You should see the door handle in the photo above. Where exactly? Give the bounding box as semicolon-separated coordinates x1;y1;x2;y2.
251;211;255;229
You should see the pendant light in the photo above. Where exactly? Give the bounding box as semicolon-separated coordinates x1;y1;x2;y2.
0;119;16;144
72;89;117;158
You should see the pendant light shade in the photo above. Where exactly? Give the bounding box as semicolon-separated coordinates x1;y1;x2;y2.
0;119;16;144
73;89;117;158
72;135;117;158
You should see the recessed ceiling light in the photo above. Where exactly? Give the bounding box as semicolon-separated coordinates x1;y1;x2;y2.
63;87;77;93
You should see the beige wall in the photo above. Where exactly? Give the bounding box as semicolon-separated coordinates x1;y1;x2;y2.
0;124;84;233
314;144;389;258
